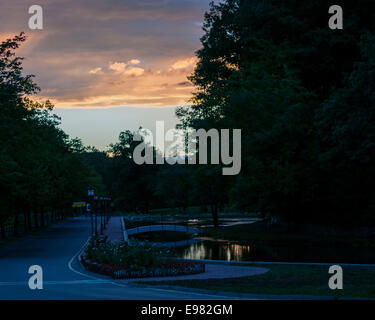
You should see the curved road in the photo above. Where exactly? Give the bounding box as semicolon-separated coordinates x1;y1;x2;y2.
0;217;232;300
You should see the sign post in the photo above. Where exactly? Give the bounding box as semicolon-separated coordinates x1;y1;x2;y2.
87;185;95;236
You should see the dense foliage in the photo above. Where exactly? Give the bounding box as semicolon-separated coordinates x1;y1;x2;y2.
174;0;375;226
0;33;102;238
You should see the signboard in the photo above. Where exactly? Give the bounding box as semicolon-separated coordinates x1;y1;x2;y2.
86;203;92;213
72;202;86;208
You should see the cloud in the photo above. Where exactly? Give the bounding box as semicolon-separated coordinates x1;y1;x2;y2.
109;62;127;73
123;67;145;76
178;81;193;87
43;56;197;107
128;59;141;65
170;57;197;70
0;0;210;108
89;67;103;74
108;60;144;76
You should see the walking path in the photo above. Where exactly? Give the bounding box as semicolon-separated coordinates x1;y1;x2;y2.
0;217;237;299
120;263;268;283
103;216;124;243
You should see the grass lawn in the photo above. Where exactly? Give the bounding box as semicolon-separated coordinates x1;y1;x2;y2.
142;263;375;298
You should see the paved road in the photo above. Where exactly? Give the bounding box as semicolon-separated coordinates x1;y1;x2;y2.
0;217;233;300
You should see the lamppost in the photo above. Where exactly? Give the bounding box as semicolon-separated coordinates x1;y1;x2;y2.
104;197;110;226
87;185;95;235
104;197;107;227
99;196;104;235
108;197;112;224
93;195;98;235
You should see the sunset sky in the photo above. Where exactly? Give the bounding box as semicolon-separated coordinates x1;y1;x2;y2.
0;0;211;149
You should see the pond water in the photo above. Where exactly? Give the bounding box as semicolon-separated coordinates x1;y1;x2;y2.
183;218;261;228
174;238;375;264
130;217;375;264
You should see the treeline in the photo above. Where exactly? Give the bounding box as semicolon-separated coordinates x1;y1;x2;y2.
84;133;219;221
90;0;375;228
0;34;103;239
6;1;373;231
175;0;375;226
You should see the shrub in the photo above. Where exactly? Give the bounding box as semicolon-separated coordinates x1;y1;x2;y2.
82;236;205;279
85;236;163;270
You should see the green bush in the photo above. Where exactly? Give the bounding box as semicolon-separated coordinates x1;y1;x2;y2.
85;236;170;270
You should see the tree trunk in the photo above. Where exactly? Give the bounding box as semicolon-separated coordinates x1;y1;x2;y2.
27;210;32;231
23;212;28;234
33;209;39;228
0;223;6;240
40;208;45;227
13;212;19;236
211;203;219;228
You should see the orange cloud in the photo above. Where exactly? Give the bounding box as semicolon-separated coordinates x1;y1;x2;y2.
1;0;209;109
109;62;127;73
170;57;197;70
38;55;197;108
124;67;145;76
128;59;141;65
89;67;103;74
107;60;144;76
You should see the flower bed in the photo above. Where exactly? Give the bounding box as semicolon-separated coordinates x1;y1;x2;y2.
80;236;205;279
81;256;205;279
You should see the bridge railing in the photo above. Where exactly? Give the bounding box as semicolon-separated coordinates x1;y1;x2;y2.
126;224;201;236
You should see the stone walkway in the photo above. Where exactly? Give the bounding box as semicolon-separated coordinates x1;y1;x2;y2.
103;216;124;243
120;264;268;283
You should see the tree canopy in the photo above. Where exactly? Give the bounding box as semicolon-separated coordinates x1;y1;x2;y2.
175;0;375;226
0;33;103;236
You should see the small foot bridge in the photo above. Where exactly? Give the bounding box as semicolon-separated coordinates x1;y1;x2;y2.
126;224;201;236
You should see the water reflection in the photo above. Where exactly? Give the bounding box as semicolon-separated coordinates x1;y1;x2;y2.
129;217;375;263
175;239;375;263
179;240;252;261
184;218;260;228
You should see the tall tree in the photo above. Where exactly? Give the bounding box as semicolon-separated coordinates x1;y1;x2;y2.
176;0;375;226
0;33;101;237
